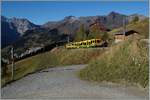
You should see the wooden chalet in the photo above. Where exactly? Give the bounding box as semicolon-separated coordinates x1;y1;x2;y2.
115;30;139;43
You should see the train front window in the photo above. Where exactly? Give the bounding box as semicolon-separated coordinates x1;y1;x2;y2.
97;40;100;43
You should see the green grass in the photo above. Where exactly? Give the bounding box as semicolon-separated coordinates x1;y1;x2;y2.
58;48;105;65
2;51;59;86
79;38;149;88
2;47;105;87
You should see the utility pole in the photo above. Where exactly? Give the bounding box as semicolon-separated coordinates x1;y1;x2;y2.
123;17;126;40
123;17;126;35
67;35;70;43
11;46;14;80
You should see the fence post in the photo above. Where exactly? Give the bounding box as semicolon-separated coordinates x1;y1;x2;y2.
11;47;14;80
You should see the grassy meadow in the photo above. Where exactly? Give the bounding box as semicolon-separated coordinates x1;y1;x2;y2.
79;38;149;88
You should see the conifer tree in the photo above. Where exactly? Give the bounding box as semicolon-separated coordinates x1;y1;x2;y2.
74;24;86;41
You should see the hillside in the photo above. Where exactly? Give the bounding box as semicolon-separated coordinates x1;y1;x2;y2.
79;38;149;88
109;18;149;38
2;47;106;86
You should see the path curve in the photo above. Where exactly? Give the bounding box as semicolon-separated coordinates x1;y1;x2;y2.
1;65;148;99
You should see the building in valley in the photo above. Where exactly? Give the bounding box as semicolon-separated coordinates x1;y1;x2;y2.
115;30;139;43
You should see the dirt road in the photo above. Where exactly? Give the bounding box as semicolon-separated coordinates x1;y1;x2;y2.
1;65;148;99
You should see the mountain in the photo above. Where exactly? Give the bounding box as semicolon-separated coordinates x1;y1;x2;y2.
128;14;147;22
1;12;147;58
13;28;68;51
43;12;147;36
16;15;109;52
1;16;20;47
9;17;40;35
1;16;40;48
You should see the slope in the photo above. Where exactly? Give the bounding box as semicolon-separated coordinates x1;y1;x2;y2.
2;47;105;87
79;38;149;88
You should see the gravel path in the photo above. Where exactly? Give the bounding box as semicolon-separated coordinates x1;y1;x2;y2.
1;65;148;99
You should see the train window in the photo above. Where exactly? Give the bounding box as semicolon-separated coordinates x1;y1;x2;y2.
97;40;100;43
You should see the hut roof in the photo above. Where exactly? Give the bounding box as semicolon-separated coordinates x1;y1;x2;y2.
115;30;139;36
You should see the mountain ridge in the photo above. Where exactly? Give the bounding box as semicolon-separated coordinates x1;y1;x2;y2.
1;11;147;50
1;16;40;47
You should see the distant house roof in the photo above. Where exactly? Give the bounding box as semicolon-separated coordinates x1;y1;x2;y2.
125;30;139;36
115;33;124;35
115;30;139;36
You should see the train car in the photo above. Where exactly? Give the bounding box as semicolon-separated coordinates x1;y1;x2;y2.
65;39;103;49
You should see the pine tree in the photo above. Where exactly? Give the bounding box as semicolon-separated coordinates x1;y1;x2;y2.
88;24;102;39
74;24;86;41
101;32;109;41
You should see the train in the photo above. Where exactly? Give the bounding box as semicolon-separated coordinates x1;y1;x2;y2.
65;39;108;49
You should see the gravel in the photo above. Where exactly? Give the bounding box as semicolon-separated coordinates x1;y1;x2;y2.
1;65;148;99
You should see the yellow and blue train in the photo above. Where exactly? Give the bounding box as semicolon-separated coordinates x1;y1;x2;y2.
65;39;107;49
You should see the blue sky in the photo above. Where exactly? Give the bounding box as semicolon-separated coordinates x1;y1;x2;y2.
2;1;149;25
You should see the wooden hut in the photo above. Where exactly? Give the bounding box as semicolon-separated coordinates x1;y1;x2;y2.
115;30;139;43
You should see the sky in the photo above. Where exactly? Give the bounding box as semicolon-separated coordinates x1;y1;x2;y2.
2;1;149;25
